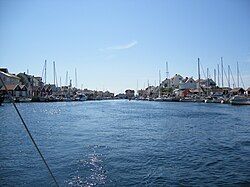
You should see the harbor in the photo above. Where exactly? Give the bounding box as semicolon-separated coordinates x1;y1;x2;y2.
1;58;249;106
1;0;250;186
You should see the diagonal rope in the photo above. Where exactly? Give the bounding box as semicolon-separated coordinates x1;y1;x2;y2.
0;77;59;187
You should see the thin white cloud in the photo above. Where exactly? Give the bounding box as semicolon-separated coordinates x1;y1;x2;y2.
100;40;138;51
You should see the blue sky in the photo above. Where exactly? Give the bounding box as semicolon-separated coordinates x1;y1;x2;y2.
1;0;250;93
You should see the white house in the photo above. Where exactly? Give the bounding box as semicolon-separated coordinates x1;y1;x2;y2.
170;74;183;88
161;78;171;88
179;77;197;90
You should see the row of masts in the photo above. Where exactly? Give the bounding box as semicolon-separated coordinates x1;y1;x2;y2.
156;58;245;97
197;57;244;89
41;60;79;88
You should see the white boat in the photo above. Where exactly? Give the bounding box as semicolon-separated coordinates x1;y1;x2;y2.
154;97;164;102
180;97;194;102
230;95;250;105
75;92;87;101
18;97;32;102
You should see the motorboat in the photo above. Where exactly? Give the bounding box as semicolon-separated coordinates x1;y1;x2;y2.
230;95;250;105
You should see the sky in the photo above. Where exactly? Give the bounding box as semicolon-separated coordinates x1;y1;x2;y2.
0;0;250;93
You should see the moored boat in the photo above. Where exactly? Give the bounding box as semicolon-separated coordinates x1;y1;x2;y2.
16;97;32;102
230;95;250;105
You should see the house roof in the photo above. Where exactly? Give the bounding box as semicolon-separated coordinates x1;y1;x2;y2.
20;85;28;90
0;84;20;91
246;87;250;91
185;77;195;83
230;87;245;92
0;71;20;80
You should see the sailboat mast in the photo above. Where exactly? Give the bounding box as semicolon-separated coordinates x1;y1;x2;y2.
65;71;68;86
75;68;77;88
228;65;230;88
217;64;220;87
166;61;169;79
45;60;47;84
198;58;201;96
221;57;223;87
136;80;138;92
207;68;209;87
237;61;239;87
214;69;216;85
53;61;56;85
159;70;161;97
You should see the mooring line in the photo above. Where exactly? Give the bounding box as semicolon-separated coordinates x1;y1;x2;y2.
0;77;59;187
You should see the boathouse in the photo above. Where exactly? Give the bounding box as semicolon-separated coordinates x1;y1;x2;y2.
0;84;22;97
229;87;245;95
246;87;250;96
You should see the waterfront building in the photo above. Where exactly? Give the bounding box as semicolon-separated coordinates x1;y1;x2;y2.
179;77;197;90
197;78;216;88
247;88;250;96
161;78;171;88
0;84;22;98
230;88;245;96
0;68;20;87
170;74;183;88
125;89;135;99
17;72;44;97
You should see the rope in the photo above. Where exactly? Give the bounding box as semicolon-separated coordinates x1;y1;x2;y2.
0;77;59;187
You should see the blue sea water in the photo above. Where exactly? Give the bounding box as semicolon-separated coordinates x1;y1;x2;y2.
0;100;250;186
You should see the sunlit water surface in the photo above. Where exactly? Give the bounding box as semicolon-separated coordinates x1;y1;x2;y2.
0;100;250;186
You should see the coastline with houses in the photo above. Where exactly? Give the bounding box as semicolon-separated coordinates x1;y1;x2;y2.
0;62;250;105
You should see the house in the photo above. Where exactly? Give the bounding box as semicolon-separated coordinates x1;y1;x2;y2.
125;89;135;99
180;89;191;97
170;74;183;88
103;91;114;99
196;78;216;88
32;86;41;97
161;78;171;88
20;85;28;97
41;84;53;96
137;89;147;98
17;73;44;97
230;87;245;95
247;87;250;96
0;84;22;98
221;87;232;95
0;68;20;87
179;77;197;90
